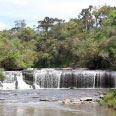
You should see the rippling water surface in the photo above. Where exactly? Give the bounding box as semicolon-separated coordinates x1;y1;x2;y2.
0;89;116;116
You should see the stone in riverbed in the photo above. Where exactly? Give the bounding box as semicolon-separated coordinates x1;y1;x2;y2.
32;96;40;98
40;98;58;102
114;107;116;110
40;98;50;101
0;98;5;100
80;97;92;101
99;94;104;99
72;101;98;104
63;99;71;104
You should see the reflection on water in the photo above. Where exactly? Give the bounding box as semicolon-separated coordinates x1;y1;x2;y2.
0;89;116;116
0;102;116;116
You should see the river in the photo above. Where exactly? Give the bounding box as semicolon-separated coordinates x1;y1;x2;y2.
0;89;115;116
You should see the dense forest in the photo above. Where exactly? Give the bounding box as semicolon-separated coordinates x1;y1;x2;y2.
0;5;116;70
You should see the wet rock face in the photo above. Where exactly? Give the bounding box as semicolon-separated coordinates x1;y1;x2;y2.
22;71;34;85
0;82;3;87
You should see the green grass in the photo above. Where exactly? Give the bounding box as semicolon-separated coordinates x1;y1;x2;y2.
102;89;116;108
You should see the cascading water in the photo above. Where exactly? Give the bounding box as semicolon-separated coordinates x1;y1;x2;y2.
33;69;116;89
0;71;32;90
33;69;62;89
0;69;116;90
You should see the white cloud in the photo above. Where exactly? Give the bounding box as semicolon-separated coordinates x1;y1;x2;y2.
0;22;6;30
1;0;115;21
0;0;28;5
0;21;11;30
0;0;116;28
27;23;38;28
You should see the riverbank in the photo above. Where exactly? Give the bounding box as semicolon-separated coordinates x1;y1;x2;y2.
102;89;116;110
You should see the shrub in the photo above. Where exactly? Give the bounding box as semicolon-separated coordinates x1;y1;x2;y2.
0;72;5;82
102;89;116;108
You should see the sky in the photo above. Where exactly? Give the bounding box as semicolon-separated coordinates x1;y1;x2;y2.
0;0;116;30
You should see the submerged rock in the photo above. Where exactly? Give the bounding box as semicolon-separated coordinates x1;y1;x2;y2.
32;96;40;98
80;97;92;101
71;101;98;105
63;99;71;104
40;98;50;101
40;98;58;102
0;98;5;100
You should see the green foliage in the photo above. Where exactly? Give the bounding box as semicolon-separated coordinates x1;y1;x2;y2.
0;5;116;70
109;10;116;26
0;72;5;82
16;27;35;42
102;90;116;108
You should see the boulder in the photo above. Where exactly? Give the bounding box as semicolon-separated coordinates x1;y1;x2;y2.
114;107;116;110
100;94;104;99
40;98;50;101
80;97;92;101
63;99;71;104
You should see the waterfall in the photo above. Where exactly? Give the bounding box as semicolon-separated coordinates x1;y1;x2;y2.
0;71;32;90
0;69;116;90
33;69;62;89
33;69;116;88
16;72;32;89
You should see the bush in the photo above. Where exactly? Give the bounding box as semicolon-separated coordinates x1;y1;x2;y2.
102;89;116;108
0;68;5;71
0;72;5;82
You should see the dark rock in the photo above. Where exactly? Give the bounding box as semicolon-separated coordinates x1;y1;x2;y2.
40;98;50;101
100;94;104;99
114;107;116;110
80;97;92;101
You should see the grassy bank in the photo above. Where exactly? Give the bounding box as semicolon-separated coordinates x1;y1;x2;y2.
102;89;116;109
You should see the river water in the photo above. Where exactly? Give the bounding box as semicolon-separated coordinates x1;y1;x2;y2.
0;102;116;116
0;89;116;116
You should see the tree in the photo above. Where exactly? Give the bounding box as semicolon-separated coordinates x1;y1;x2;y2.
78;5;94;31
16;27;35;42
